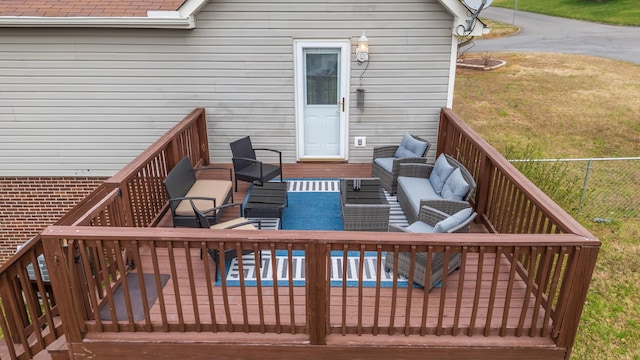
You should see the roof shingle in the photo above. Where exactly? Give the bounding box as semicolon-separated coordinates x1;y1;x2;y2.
0;0;187;17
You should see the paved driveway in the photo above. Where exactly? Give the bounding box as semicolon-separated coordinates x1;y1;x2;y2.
469;7;640;65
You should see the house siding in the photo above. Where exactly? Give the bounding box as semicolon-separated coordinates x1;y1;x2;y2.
0;0;455;176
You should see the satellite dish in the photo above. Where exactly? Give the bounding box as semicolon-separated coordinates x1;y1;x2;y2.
457;0;492;36
463;0;493;11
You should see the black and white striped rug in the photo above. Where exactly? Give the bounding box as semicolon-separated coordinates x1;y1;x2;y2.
224;251;409;287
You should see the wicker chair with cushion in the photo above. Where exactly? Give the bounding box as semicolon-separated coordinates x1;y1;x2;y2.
384;204;476;290
191;200;262;280
371;133;430;194
230;136;283;192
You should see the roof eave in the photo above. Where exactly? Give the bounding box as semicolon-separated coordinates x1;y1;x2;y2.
177;0;210;18
0;0;209;29
0;16;196;29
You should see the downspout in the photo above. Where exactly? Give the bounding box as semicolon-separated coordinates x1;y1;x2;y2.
446;35;459;109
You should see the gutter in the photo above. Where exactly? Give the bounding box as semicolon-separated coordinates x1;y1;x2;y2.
0;0;209;29
0;15;196;29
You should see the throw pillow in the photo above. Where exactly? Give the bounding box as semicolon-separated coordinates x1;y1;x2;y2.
432;207;473;233
440;168;470;201
429;154;455;194
394;133;429;159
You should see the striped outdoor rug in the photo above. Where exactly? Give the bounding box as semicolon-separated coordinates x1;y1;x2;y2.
287;179;340;192
226;180;410;286
225;251;409;287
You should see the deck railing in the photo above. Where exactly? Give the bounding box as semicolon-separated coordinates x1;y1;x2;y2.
54;107;210;229
437;108;590;236
0;108;208;359
0;108;600;359
437;108;599;348
36;227;598;348
0;235;61;360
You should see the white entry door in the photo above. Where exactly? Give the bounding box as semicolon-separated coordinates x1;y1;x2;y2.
296;41;349;160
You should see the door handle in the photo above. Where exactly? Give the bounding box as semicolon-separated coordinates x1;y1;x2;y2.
341;97;345;112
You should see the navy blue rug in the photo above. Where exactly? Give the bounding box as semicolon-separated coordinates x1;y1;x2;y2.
282;191;343;230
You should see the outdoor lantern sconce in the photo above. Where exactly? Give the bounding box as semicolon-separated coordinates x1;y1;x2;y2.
356;32;369;63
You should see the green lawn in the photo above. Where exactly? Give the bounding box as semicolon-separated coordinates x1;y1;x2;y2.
453;52;640;360
491;0;640;26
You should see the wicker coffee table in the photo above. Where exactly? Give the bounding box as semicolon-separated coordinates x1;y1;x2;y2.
243;182;288;228
340;178;390;231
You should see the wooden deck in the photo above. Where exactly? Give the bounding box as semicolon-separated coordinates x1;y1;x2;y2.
143;164;520;337
0;109;598;360
57;163;558;359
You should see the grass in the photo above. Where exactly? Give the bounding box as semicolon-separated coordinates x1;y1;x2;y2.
491;0;640;26
453;53;640;359
454;53;640;158
477;18;519;39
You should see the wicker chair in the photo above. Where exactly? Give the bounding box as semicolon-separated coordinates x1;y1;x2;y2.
384;204;476;289
371;133;430;194
191;200;262;280
230;136;283;192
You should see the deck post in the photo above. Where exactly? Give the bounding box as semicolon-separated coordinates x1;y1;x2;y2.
475;153;494;230
42;234;84;343
306;241;327;345
554;245;600;356
195;108;211;165
436;108;450;157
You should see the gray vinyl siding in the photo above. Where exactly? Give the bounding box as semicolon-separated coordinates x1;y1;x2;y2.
0;0;455;176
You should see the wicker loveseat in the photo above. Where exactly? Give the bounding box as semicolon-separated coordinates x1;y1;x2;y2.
396;153;476;224
163;156;234;227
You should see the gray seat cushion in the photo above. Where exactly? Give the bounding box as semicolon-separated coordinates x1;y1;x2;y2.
397;176;440;215
441;168;470;201
373;157;395;173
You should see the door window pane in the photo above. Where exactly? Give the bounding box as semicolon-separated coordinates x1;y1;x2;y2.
306;53;338;105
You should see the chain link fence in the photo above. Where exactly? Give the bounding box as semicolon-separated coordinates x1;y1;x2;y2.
509;157;640;222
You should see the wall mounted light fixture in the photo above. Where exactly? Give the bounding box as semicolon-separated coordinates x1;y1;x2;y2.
356;32;369;63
